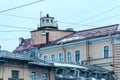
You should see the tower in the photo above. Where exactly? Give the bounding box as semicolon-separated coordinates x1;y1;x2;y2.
38;14;58;30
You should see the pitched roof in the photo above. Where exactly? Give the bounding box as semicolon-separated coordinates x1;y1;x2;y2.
40;24;120;48
13;38;33;52
56;24;119;43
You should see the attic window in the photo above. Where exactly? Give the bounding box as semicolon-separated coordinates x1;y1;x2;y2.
19;38;26;45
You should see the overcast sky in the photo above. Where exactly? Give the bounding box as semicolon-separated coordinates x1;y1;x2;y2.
0;0;120;51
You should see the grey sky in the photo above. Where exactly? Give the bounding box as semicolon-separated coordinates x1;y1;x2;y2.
0;0;120;51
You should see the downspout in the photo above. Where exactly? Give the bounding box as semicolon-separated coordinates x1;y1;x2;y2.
108;32;115;73
61;42;66;63
86;40;90;65
51;67;54;80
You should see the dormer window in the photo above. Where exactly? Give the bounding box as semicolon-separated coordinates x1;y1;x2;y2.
19;38;26;45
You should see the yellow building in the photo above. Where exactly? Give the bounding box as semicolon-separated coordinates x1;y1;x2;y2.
30;14;120;79
0;50;53;80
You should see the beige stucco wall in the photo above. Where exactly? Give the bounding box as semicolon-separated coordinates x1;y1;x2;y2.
0;64;32;80
31;29;73;45
0;62;51;80
40;37;113;70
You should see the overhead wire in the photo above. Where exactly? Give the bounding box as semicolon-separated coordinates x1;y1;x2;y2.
0;13;39;20
85;13;120;25
65;4;120;27
62;13;120;27
0;0;120;30
0;30;31;32
0;24;35;30
0;0;44;13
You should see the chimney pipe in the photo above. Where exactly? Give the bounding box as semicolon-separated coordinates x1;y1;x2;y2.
46;32;49;44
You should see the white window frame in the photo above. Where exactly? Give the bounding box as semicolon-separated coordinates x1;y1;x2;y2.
50;53;56;62
58;52;64;63
43;54;48;61
102;45;110;58
66;51;72;63
75;70;80;78
31;72;36;80
74;50;81;64
42;72;47;80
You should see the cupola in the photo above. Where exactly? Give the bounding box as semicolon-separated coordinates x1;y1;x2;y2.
38;14;58;30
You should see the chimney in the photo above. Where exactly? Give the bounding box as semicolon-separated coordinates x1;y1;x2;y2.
46;32;49;44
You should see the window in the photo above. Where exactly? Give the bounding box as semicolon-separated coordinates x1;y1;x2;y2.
51;19;53;23
66;51;72;63
75;50;80;63
75;70;79;78
42;73;47;80
46;19;49;23
103;46;110;58
42;19;45;23
50;54;56;62
31;72;36;80
44;55;48;61
12;70;19;79
59;53;64;63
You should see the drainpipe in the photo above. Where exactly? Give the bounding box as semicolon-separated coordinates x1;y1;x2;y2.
61;42;66;63
86;40;90;65
108;33;114;67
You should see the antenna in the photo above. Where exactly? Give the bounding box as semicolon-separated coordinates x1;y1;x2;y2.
40;12;42;27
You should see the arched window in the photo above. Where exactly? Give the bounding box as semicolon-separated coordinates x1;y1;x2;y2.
50;54;56;62
75;50;80;63
66;51;72;63
58;53;64;63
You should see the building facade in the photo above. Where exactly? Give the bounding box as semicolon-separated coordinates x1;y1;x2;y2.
14;14;120;79
30;15;120;79
37;24;120;79
0;50;54;80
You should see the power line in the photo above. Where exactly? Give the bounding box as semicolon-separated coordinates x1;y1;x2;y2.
65;13;120;26
86;13;120;24
0;13;39;20
0;24;35;30
65;4;120;27
0;0;44;13
0;30;30;32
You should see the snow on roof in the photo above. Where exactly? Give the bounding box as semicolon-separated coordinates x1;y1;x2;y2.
0;50;34;61
53;62;88;69
56;24;119;44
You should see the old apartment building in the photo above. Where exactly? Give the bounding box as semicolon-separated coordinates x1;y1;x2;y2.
0;49;116;80
30;14;120;79
13;14;119;79
0;50;53;80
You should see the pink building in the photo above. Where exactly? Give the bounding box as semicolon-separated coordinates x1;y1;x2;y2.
14;14;120;80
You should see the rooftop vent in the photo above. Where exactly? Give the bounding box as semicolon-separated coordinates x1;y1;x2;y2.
66;28;74;32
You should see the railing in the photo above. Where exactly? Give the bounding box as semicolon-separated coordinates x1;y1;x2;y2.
8;78;24;80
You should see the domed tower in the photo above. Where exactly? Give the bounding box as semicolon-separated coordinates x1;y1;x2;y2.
38;14;58;30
